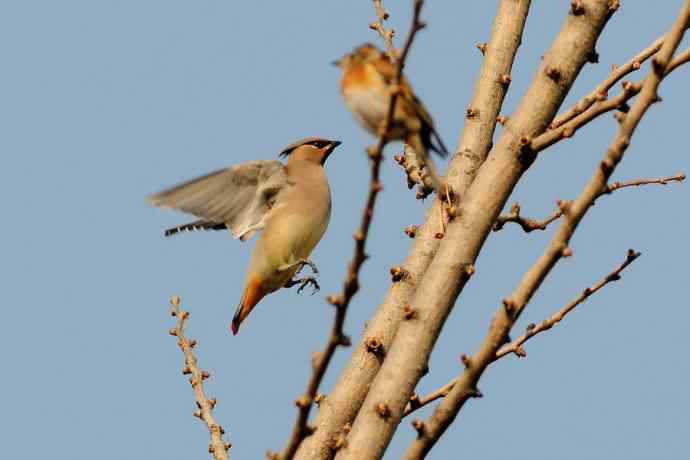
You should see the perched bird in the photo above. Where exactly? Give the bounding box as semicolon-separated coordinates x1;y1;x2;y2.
148;137;341;335
334;43;448;167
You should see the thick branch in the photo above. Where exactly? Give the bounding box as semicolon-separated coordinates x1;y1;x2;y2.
168;296;230;460
403;3;690;458
293;2;531;459
336;3;618;459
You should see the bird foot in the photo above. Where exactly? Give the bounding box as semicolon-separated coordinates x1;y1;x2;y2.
285;276;320;295
296;258;319;277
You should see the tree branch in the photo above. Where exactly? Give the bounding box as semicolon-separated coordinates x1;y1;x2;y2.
168;296;231;460
274;2;425;459
550;33;664;130
494;173;685;233
402;3;690;457
403;249;641;417
294;2;531;458
335;2;616;459
496;249;641;358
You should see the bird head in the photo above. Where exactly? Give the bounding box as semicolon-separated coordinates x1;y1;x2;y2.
333;43;384;69
279;137;342;165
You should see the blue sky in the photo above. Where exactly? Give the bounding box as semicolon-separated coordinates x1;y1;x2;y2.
1;1;689;459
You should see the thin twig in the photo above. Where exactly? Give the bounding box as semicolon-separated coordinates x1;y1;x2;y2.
494;173;685;233
271;2;426;459
550;34;665;130
493;203;563;233
403;3;690;457
168;296;231;460
496;249;641;358
405;249;641;417
532;81;642;152
370;0;396;59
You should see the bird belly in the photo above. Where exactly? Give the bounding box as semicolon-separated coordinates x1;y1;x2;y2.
344;86;407;140
249;207;329;294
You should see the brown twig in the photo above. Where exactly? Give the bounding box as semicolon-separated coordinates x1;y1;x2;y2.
493;203;563;232
272;3;426;459
494;173;685;233
168;296;230;460
539;44;690;151
402;3;690;457
550;34;665;130
404;248;641;417
370;0;396;59
496;249;641;358
531;80;642;152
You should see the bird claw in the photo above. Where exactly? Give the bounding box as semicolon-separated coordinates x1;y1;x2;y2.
296;259;319;277
296;277;320;295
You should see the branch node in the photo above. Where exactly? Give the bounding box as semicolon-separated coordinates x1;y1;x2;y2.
460;353;472;368
404;225;419;238
390;266;409;282
375;402;391;418
403;304;416;320
476;42;488;55
570;1;586;16
365;336;383;354
411;418;426;437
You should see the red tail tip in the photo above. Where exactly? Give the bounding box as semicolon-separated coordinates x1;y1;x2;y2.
231;321;239;335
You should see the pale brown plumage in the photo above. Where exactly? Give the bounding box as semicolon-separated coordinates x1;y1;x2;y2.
148;137;341;334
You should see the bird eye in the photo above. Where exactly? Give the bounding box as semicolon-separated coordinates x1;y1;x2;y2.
308;140;330;148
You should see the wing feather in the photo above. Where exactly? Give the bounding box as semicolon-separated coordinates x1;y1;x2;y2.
148;160;287;240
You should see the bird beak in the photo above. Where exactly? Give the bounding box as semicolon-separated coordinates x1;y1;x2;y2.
332;59;342;67
323;140;341;163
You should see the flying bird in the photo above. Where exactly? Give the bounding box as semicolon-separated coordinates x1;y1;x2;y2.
148;137;341;335
335;43;448;169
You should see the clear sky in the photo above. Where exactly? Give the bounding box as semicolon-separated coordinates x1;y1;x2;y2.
2;1;689;459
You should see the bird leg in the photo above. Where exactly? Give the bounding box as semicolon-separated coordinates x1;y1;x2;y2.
279;258;320;277
284;276;320;295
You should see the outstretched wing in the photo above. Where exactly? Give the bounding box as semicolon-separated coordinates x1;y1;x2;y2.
147;160;287;241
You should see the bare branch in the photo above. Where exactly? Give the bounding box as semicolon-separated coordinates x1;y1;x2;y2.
370;0;395;59
404;248;641;417
402;4;690;457
495;173;685;233
496;249;641;358
336;2;616;459
276;2;426;459
493;203;563;233
551;34;664;130
604;173;686;193
168;296;230;460
294;2;531;458
531;80;642;152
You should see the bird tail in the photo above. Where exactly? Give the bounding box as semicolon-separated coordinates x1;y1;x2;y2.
164;219;226;237
231;276;264;335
